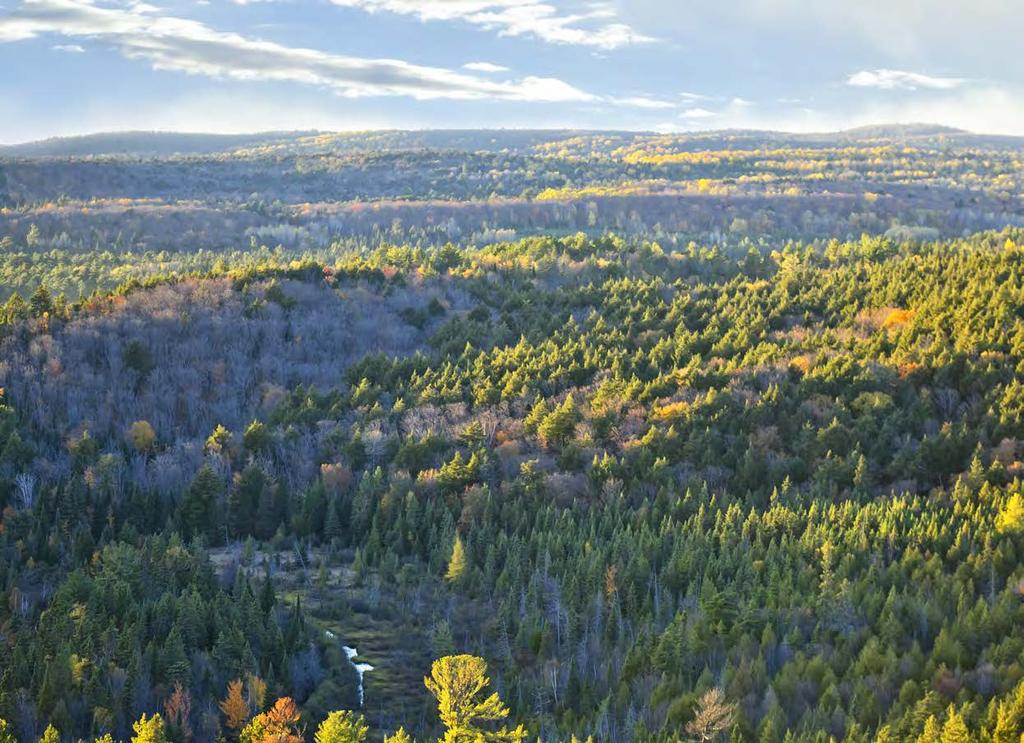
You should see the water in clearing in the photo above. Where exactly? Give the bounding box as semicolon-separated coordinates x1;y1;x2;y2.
342;645;375;707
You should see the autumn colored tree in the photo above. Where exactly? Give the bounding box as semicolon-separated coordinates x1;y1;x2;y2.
445;535;467;584
221;679;250;734
940;707;971;743
313;711;368;743
132;714;169;743
685;688;736;742
246;674;268;714
164;682;193;742
240;698;303;743
424;655;527;743
205;424;234;457
128;420;157;453
383;729;413;743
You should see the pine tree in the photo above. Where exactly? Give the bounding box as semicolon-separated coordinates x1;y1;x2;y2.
254;480;282;541
537;394;579;449
181;464;222;540
29;285;53;317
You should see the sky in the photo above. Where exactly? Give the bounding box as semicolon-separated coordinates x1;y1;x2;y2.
0;0;1022;143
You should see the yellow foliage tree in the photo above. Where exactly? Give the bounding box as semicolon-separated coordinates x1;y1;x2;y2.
424;655;526;743
445;535;467;584
246;673;268;713
131;714;168;743
383;728;413;743
127;420;157;453
313;710;368;743
996;493;1024;534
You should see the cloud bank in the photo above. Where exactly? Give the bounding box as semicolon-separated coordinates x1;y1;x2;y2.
0;0;597;102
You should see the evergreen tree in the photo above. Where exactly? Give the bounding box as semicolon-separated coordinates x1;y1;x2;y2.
29;285;53;317
181;465;223;540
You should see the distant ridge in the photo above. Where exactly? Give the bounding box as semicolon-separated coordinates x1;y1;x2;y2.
0;130;320;158
2;124;1022;159
835;123;967;139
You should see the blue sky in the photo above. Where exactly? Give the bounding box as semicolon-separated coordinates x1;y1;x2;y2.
0;0;1021;143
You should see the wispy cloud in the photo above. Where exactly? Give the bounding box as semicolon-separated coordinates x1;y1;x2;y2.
847;69;965;91
463;61;509;73
679;107;716;119
329;0;655;49
51;42;84;51
611;95;675;109
0;0;598;102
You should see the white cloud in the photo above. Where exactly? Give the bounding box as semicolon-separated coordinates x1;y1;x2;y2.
329;0;655;49
0;0;597;102
463;61;509;72
611;95;675;109
679;107;716;119
51;42;84;51
847;69;965;91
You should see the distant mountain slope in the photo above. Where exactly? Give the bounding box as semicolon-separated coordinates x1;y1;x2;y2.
0;130;319;157
6;125;1024;160
0;129;619;158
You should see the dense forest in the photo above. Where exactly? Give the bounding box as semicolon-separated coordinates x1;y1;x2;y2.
2;130;1024;742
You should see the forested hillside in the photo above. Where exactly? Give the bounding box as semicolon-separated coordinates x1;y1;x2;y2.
2;131;1024;742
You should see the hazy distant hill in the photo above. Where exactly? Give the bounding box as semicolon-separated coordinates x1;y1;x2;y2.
0;129;615;158
0;130;318;158
6;125;1024;160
